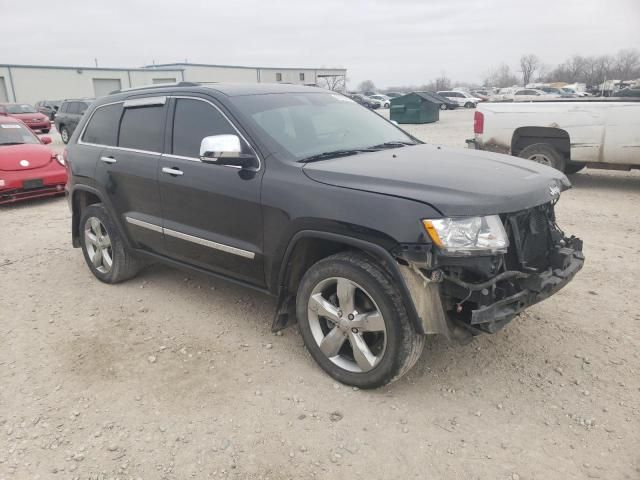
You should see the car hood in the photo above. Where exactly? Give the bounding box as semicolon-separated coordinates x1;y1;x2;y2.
0;144;54;171
302;144;571;216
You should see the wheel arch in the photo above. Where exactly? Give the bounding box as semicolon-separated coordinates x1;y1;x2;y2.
71;186;106;248
511;126;570;159
272;230;424;335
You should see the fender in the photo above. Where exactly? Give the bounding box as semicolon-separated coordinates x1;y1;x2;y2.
70;185;132;250
273;230;426;335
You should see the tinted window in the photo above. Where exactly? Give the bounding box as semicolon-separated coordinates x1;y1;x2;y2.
514;90;526;95
172;99;236;158
67;102;81;114
119;105;165;152
82;103;123;146
59;102;69;113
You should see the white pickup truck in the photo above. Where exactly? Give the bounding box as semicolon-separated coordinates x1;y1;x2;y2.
467;100;640;174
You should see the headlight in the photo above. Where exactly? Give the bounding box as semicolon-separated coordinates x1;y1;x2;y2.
422;215;509;255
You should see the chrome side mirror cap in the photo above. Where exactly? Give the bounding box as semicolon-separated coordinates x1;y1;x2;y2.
199;134;257;169
200;134;242;161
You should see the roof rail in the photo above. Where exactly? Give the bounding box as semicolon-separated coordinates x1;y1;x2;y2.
109;81;200;95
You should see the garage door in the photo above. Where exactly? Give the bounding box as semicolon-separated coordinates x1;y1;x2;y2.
93;78;122;97
0;77;8;102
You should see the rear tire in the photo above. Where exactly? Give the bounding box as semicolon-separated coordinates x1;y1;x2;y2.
464;102;475;108
518;143;566;172
60;126;70;144
80;204;141;284
440;104;448;110
296;251;424;389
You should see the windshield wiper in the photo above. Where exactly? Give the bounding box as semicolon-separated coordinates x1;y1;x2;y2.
368;141;415;149
0;142;24;146
299;148;379;163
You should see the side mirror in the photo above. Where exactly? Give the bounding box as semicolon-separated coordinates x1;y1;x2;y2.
199;134;257;169
41;136;52;145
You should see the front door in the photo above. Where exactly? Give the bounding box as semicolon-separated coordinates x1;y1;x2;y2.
158;97;265;286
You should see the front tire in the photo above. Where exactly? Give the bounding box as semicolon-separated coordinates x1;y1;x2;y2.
296;252;424;389
518;143;566;172
59;126;70;144
440;104;448;110
80;204;141;284
464;102;475;108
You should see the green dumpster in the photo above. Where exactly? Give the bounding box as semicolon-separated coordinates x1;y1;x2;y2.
390;92;442;124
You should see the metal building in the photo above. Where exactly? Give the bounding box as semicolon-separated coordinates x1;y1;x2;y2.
0;63;347;105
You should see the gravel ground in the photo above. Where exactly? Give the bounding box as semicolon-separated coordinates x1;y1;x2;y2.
1;110;639;480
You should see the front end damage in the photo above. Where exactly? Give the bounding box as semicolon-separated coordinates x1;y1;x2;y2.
396;202;584;340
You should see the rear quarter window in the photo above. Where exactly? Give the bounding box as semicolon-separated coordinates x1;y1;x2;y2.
82;103;123;146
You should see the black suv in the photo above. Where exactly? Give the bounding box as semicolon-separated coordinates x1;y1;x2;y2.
65;83;584;388
55;99;93;144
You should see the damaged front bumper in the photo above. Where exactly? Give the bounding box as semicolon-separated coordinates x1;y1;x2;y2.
398;236;584;340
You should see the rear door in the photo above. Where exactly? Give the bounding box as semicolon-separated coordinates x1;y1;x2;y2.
158;96;264;286
86;96;167;253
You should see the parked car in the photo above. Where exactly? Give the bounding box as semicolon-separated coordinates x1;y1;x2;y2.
0;103;50;133
468;100;640;174
470;91;490;101
65;83;583;388
54;99;93;144
511;88;559;101
536;86;575;98
613;87;640;98
35;100;63;121
368;94;390;108
426;91;459;110
349;94;381;109
436;91;481;108
0;116;67;204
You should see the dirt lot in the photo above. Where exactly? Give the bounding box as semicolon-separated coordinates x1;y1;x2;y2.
1;110;639;480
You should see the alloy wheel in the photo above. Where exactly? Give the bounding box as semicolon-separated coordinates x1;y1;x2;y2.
307;277;387;373
61;128;69;143
84;217;113;273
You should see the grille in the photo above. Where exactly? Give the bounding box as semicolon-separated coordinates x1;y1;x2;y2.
504;204;554;272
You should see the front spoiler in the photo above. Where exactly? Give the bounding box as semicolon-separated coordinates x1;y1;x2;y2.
470;247;585;327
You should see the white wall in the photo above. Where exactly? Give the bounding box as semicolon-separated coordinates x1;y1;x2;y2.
178;65;258;83
1;66;182;104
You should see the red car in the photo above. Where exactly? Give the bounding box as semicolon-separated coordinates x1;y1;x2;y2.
0;116;67;204
0;103;51;133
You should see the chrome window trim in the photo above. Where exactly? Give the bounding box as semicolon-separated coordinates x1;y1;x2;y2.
77;96;262;172
124;216;255;259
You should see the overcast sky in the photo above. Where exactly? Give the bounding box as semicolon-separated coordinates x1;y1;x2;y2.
1;0;639;88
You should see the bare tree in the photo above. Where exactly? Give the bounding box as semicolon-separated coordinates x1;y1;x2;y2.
520;54;540;86
319;75;346;92
613;48;640;80
434;74;451;91
483;64;519;88
357;80;376;92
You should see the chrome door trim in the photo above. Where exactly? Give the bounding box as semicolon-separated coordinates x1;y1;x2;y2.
125;216;163;233
123;216;255;259
164;227;255;259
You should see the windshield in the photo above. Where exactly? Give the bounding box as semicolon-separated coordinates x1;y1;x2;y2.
0;123;40;145
230;92;416;161
5;104;38;114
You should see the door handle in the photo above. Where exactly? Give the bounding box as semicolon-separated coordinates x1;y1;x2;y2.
100;156;117;164
162;167;184;176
